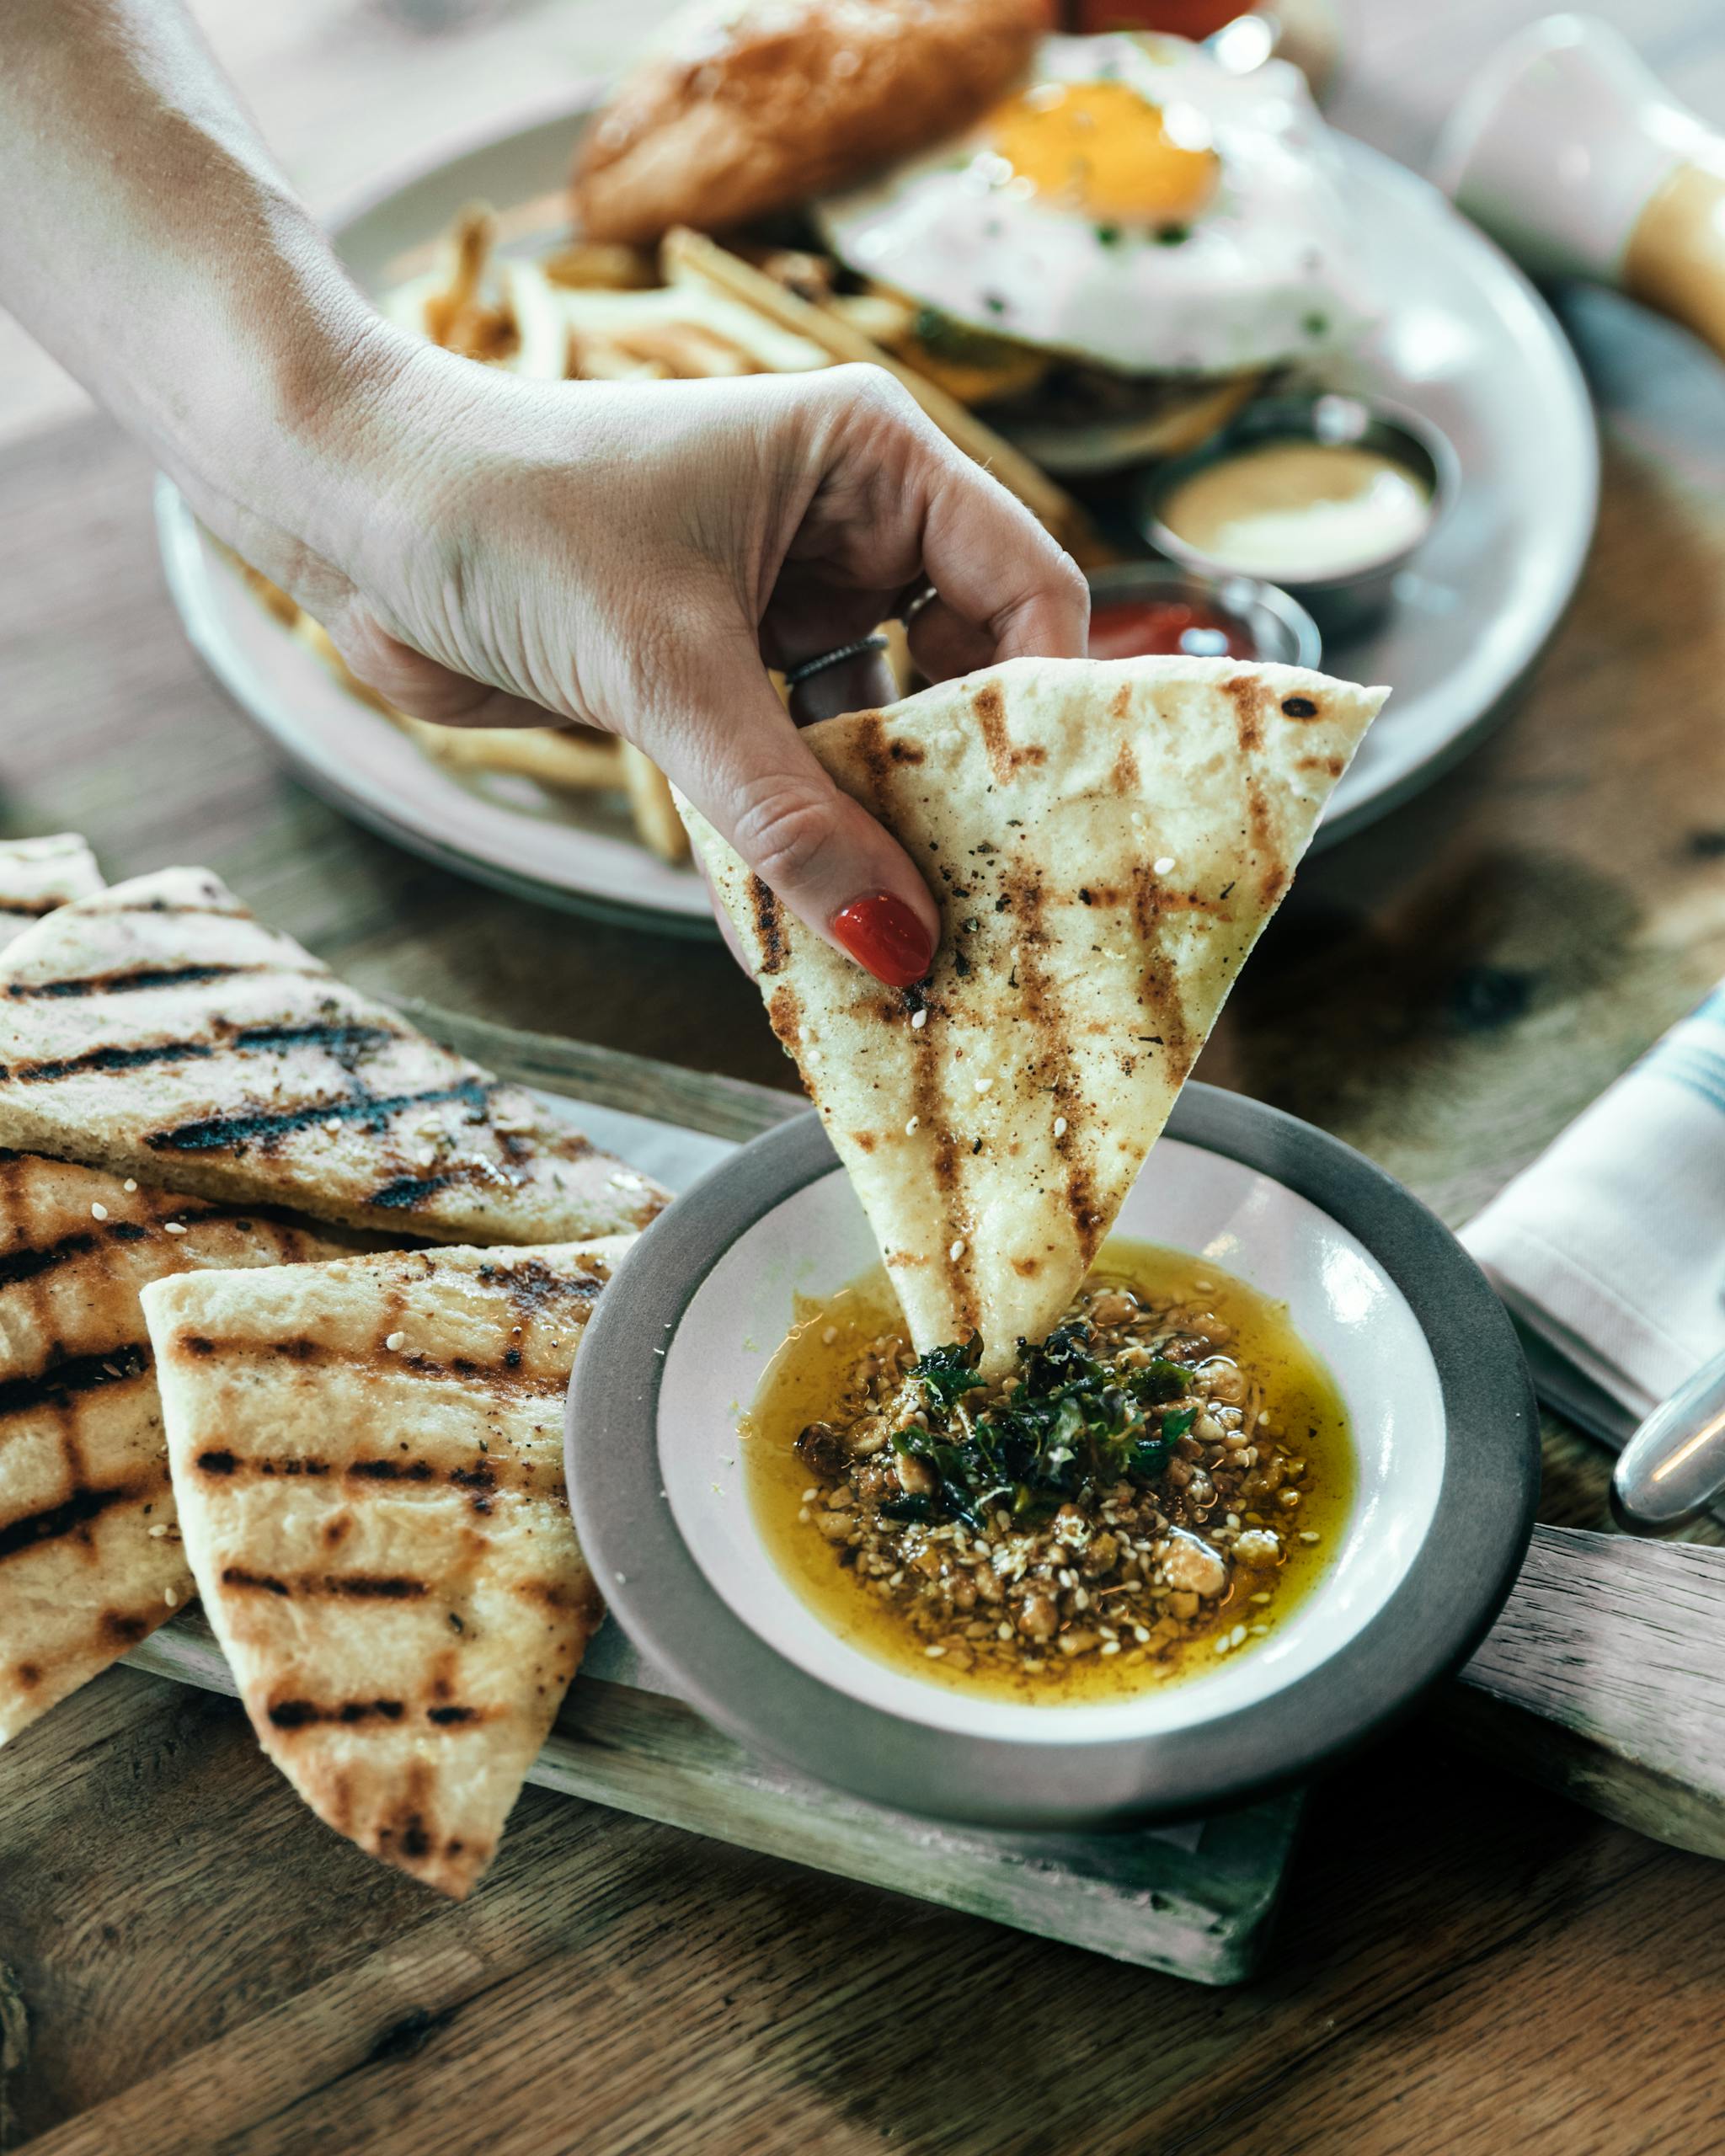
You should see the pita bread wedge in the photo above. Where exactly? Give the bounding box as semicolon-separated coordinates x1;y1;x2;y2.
0;835;102;952
0;1154;353;1745
0;867;665;1243
144;1238;629;1897
681;655;1386;1369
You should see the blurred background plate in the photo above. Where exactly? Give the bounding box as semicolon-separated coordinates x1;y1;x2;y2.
155;102;1599;933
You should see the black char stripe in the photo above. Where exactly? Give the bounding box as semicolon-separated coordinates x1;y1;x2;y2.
369;1173;457;1210
0;1480;136;1564
6;963;260;1001
196;1449;331;1479
3;1021;397;1087
268;1698;407;1730
0;1342;149;1422
145;1077;494;1156
0;1225;99;1290
5;1040;216;1085
231;1021;396;1058
0;1219;157;1290
222;1567;428;1600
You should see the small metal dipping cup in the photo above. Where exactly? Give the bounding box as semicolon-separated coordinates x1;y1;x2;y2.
1085;559;1323;670
1134;392;1458;643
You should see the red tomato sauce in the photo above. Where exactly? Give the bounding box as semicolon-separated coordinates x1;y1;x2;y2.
1053;2;1249;36
1087;596;1257;661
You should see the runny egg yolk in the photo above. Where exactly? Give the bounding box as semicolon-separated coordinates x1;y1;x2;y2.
987;80;1220;228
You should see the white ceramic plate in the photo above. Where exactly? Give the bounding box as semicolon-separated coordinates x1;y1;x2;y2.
568;1088;1539;1827
156;104;1598;931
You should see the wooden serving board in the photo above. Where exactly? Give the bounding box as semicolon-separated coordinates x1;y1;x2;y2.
120;1004;1725;1982
125;1004;1305;1988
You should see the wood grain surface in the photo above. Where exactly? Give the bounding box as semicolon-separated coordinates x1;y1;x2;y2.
5;3;1725;2153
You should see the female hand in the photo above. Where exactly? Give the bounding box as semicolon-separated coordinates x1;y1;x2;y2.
0;0;1087;982
252;347;1090;984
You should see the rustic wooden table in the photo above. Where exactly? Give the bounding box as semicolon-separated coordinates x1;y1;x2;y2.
5;3;1725;2151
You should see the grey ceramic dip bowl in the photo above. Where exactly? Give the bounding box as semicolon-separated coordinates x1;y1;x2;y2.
565;1086;1537;1831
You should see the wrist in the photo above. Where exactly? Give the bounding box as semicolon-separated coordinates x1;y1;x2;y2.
158;217;426;601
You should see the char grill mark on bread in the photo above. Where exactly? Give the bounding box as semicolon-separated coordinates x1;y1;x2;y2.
680;655;1387;1371
4;961;312;1001
144;1076;498;1157
569;0;1044;245
0;1151;355;1746
0;1340;153;1423
172;1326;574;1399
221;1568;431;1601
0;1477;145;1565
0;867;665;1243
144;1239;633;1897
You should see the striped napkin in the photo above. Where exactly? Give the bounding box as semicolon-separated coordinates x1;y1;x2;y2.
1462;985;1725;1444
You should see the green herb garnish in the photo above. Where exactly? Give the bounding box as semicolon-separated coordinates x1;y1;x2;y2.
896;1323;1192;1528
908;1335;985;1411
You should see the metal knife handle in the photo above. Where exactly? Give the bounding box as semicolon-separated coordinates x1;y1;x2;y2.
1610;1347;1725;1534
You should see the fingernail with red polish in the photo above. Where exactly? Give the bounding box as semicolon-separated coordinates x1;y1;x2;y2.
830;893;935;987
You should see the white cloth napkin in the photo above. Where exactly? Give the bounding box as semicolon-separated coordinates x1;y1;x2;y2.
1461;984;1725;1437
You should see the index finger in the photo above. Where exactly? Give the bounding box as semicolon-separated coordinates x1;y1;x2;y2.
913;444;1092;664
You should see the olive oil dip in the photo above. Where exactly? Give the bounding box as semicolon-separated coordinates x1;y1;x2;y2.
745;1242;1352;1702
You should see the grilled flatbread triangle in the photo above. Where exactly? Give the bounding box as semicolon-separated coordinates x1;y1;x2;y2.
0;867;665;1244
681;655;1386;1367
144;1239;628;1897
0;1152;354;1746
0;834;102;953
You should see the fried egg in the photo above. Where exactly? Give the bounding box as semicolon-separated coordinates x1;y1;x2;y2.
815;34;1375;378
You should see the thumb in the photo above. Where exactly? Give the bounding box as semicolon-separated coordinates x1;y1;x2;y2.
644;638;940;989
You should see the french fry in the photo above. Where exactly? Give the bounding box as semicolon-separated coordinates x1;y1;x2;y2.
661;227;1115;568
286;585;630;790
291;616;403;718
422;206;497;354
401;718;628;793
235;560;302;630
621;742;690;863
542;239;660;291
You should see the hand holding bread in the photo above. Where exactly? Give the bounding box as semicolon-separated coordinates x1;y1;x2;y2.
276;350;1087;982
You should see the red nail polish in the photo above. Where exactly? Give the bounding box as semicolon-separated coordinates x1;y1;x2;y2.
830;893;935;987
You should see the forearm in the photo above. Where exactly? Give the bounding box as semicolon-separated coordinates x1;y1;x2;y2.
0;0;403;581
0;2;1083;964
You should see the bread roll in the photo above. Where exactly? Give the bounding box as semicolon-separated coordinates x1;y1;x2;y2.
571;0;1044;245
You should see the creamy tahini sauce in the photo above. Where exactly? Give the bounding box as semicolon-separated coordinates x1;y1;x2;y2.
1162;440;1432;579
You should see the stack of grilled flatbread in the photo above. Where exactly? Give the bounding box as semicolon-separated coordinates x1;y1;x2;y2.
0;864;660;1241
683;654;1387;1370
0;1155;359;1744
144;1239;628;1897
2;653;1384;1895
0;856;665;1893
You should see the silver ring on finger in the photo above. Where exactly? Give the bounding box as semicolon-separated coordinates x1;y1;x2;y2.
782;632;890;689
